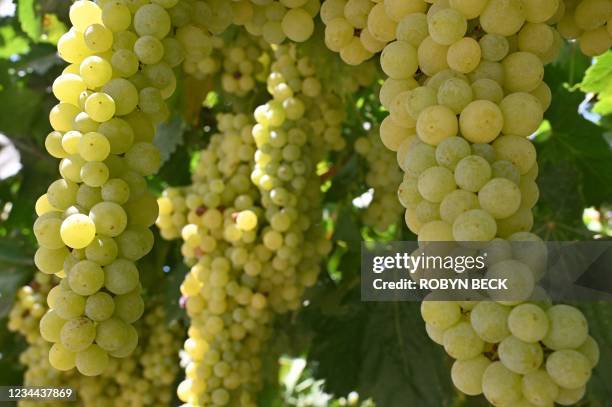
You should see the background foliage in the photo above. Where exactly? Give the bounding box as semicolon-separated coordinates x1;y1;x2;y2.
1;0;612;405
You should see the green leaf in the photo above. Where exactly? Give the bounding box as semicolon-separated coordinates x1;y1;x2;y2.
0;25;29;58
17;0;41;41
0;237;33;318
154;114;187;162
577;302;612;404
580;51;612;116
580;51;612;94
305;301;457;406
539;74;612;208
332;207;361;244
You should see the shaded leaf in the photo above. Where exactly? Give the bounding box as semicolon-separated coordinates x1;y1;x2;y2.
306;300;456;406
154;113;187;162
577;302;612;405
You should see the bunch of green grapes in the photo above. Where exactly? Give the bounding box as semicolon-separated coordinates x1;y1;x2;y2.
8;273;52;343
172;0;229;77
251;45;336;313
556;0;612;56
35;0;181;375
157;113;271;406
354;128;403;232
9;273;73;407
423;292;599;406
321;0;411;65
10;273;182;406
74;306;182;407
168;47;341;404
344;0;602;404
157;186;189;240
231;0;320;44
218;33;269;96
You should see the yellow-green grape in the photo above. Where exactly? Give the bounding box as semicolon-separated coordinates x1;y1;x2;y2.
61;214;96;249
451;355;491;396
49;343;77;371
39;310;66;343
443;321;485;360
542;304;589;350
498;335;543;374
470;301;511;343
421;299;461;330
521;369;559;407
68;260;105;296
546;350;592;390
60;317;95;352
85;292;115;322
507;303;549;343
76;344;109;376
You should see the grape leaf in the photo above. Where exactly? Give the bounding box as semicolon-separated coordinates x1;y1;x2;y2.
0;237;33;318
578;302;612;405
579;51;612;116
17;0;40;42
305;299;457;406
154;114;186;163
540;64;612;208
580;51;612;94
0;25;29;58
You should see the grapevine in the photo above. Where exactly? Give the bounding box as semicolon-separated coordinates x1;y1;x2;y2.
7;0;610;405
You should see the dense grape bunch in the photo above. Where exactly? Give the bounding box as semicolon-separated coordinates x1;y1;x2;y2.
36;0;181;376
329;0;604;405
161;45;346;403
229;0;321;44
161;113;274;407
250;45;338;313
9;273;182;406
354;129;404;231
555;0;612;56
157;36;379;403
218;34;268;96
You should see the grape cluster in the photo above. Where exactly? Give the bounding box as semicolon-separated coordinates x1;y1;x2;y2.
350;0;602;404
36;0;180;375
159;113;271;406
556;0;612;56
252;45;340;312
157;186;190;240
423;297;599;406
219;34;268;96
354;128;404;232
9;274;72;407
321;0;401;65
172;0;228;77
8;273;51;343
161;43;357;404
9;273;182;406
233;0;321;45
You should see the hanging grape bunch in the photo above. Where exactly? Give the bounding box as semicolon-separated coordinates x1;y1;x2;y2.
14;0;610;406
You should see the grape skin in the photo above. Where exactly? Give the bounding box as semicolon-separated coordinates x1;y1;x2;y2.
546;350;592;390
451;355;491;396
